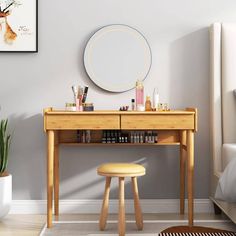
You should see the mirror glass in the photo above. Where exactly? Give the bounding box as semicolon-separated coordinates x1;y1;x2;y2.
84;25;152;92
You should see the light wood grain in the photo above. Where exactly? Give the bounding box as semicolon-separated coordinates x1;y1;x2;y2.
54;134;59;216
98;172;145;177
121;114;195;130
181;129;187;146
59;130;103;143
47;130;54;228
187;130;194;227
45;109;195;115
0;215;46;236
46;115;120;130
158;130;180;143
186;108;198;132
60;142;180;146
43;107;53;132
132;177;143;230
59;130;78;143
1;214;236;236
59;130;180;145
43;107;197;227
180;130;186;215
99;177;111;231
119;177;125;236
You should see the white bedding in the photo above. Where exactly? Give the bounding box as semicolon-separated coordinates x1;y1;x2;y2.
222;144;236;169
215;144;236;202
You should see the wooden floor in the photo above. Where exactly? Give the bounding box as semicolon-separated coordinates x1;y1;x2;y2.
0;214;235;236
0;214;46;236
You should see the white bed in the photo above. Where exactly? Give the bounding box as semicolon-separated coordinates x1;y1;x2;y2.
210;23;236;223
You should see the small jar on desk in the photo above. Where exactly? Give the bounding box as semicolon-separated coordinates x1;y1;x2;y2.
83;103;94;111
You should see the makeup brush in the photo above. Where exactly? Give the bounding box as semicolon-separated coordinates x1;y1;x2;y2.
71;85;78;104
82;86;89;103
76;86;84;111
77;86;84;99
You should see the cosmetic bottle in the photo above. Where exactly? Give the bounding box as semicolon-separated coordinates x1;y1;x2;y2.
113;131;116;143
153;88;159;110
130;131;134;143
145;96;152;111
115;131;118;143
131;99;135;111
77;131;81;143
107;131;111;143
145;132;148;143
135;80;144;111
102;131;106;143
136;132;140;143
151;131;155;143
148;131;152;143
140;132;144;143
86;130;91;143
82;131;86;143
133;132;136;143
155;131;158;143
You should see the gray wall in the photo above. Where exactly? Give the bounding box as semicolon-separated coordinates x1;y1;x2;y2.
1;0;236;200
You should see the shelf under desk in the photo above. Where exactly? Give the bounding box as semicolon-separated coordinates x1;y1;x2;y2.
60;142;181;146
43;107;197;228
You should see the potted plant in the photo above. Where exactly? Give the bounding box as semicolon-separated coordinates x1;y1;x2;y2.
0;119;11;219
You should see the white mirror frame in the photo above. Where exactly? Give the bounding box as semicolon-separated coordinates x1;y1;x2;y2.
84;25;152;92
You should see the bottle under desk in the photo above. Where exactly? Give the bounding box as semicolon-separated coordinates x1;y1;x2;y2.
43;108;197;228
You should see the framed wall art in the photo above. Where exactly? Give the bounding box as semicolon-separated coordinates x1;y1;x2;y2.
0;0;38;53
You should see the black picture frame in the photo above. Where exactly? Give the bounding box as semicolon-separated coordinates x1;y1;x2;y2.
0;0;38;53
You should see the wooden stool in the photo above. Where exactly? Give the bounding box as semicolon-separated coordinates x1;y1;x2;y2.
97;163;146;236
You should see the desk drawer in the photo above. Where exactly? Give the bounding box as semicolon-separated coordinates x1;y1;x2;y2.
121;114;194;130
46;115;120;130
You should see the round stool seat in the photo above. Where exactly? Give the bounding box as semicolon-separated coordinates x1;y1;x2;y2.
97;163;146;177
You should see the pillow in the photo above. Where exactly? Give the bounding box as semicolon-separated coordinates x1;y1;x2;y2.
215;157;236;202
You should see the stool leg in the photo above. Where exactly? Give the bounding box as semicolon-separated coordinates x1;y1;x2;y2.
132;177;143;230
99;177;111;231
119;177;125;236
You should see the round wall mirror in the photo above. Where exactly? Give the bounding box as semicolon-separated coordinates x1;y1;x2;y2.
84;25;152;92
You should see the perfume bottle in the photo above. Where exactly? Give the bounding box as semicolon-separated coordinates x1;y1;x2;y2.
145;96;152;111
153;87;159;110
131;99;135;111
135;80;144;111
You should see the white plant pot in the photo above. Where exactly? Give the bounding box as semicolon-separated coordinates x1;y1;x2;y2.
0;175;12;219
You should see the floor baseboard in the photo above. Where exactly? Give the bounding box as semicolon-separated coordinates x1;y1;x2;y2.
9;199;213;214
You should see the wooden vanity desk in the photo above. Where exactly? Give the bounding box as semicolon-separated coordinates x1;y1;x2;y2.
43;107;197;228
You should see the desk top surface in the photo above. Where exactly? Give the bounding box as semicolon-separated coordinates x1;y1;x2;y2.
44;108;196;115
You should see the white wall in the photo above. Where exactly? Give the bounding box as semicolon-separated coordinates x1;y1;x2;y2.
1;0;236;200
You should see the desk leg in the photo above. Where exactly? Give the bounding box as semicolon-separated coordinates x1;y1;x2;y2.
180;131;186;215
54;143;59;216
47;130;54;228
187;130;194;227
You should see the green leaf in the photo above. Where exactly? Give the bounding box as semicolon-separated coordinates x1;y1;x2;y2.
4;120;8;133
0;124;4;171
0;119;11;174
2;135;10;173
